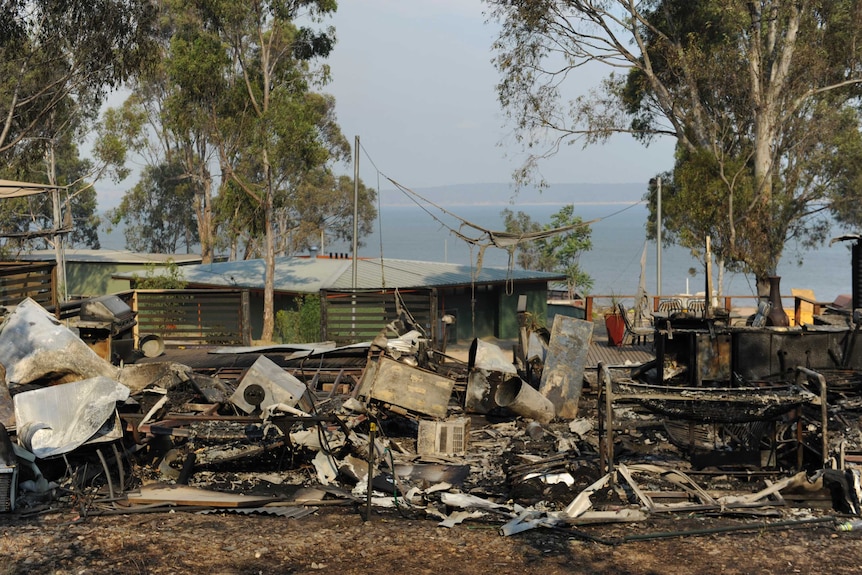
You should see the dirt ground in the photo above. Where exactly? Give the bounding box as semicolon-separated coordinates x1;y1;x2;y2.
2;503;862;575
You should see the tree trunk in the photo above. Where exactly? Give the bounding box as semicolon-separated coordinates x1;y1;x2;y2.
261;149;275;343
198;174;214;264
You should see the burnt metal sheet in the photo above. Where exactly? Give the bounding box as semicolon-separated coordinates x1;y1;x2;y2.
229;355;313;414
199;506;318;518
732;328;847;380
539;315;593;419
465;338;517;414
696;333;731;384
0;298;119;387
13;375;129;458
358;356;454;419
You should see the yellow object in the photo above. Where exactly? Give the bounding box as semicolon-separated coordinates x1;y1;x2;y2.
791;288;816;326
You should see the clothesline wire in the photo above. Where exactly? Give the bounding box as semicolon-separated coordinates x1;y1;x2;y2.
356;141;649;301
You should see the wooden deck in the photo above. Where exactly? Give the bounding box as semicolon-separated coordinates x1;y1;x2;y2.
586;340;654;368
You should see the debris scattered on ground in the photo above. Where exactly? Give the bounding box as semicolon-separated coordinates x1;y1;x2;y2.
2;294;862;559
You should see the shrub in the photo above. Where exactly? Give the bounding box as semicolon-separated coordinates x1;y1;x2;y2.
274;295;321;343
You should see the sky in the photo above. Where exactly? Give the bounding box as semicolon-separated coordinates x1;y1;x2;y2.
324;0;675;194
96;1;675;210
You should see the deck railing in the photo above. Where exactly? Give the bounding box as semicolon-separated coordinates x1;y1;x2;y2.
582;293;818;326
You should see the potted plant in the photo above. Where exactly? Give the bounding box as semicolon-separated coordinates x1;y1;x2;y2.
603;294;626;347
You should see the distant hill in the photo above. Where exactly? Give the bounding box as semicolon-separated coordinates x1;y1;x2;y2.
378;182;647;207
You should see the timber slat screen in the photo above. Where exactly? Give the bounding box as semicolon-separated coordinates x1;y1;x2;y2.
134;289;250;346
322;289;437;345
0;262;55;308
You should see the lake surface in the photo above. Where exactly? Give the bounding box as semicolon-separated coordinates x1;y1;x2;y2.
101;202;855;303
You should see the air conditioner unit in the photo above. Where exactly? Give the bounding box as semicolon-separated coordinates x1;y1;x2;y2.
417;418;470;456
0;465;16;512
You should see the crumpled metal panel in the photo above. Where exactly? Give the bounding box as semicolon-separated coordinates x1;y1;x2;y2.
0;298;118;388
468;338;518;374
359;356;454;419
539;315;593;419
465;339;518;414
14;375;129;459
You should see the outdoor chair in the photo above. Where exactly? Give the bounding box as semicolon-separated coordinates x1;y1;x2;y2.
687;298;706;315
618;303;653;346
658;298;684;314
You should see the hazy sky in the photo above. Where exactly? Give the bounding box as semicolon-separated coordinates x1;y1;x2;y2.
96;1;675;209
325;0;675;192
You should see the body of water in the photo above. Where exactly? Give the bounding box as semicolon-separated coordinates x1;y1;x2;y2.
327;202;854;303
101;202;854;303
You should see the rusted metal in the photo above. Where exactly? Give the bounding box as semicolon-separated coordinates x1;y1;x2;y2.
794;366;830;466
539;315;592;418
356;356;454;419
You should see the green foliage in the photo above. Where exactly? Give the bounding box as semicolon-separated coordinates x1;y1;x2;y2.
0;0;158;156
489;0;862;291
107;161;199;253
0;127;102;252
501;208;554;270
274;295;321;343
501;205;593;297
539;205;594;297
133;260;187;290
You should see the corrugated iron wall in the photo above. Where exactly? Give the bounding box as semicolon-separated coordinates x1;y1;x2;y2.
321;288;437;345
133;289;250;346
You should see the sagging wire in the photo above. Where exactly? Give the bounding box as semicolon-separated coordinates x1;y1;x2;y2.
358;140;387;289
363;415;415;517
353;142;649;332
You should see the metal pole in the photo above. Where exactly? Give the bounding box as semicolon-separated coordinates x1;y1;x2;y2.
52;187;65;304
365;421;376;521
352;135;359;289
656;177;662;299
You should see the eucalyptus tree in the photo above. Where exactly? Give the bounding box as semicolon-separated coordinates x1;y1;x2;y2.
0;0;157;160
501;208;553;271
192;0;347;341
0;124;102;253
488;0;862;295
0;0;157;258
501;205;593;297
213;166;376;260
107;160;198;254
540;205;593;298
98;4;228;264
280;166;377;256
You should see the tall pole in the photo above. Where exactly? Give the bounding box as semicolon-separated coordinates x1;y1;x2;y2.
656;177;662;299
52;187;65;304
352;135;359;288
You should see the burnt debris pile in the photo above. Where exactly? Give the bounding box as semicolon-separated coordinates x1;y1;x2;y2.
2;296;862;538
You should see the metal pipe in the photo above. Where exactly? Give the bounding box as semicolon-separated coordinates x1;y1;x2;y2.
795;366;830;465
352;135;359;289
96;449;115;500
365;421;376;521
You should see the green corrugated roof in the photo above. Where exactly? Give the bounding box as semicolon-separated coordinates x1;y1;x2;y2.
115;256;565;293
